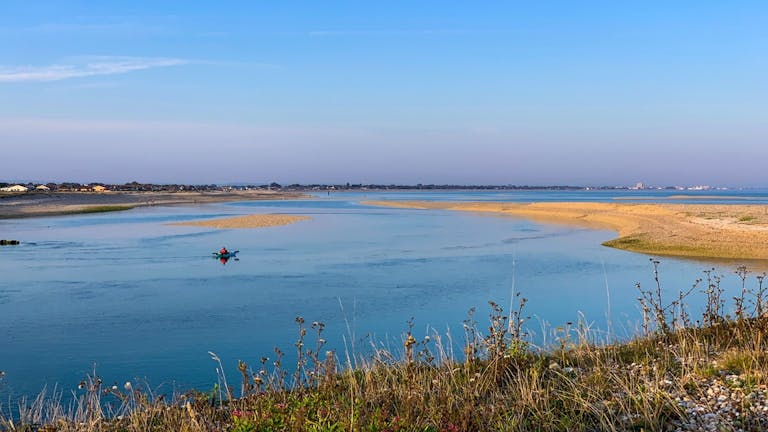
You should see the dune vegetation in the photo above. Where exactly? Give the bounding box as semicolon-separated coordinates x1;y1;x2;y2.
2;261;768;431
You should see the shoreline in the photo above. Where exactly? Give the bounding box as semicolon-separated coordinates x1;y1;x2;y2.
0;190;309;219
364;200;768;261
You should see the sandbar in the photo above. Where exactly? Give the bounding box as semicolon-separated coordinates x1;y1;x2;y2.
169;214;310;229
0;190;308;219
613;195;760;201
363;200;768;261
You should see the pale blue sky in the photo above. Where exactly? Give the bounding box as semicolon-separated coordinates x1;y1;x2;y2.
1;1;766;185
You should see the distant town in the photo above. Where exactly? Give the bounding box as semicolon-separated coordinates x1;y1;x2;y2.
0;181;727;194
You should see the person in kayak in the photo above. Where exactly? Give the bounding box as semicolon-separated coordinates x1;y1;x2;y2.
219;246;229;255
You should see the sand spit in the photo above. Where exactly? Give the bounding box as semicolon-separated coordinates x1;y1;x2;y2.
170;214;310;229
0;190;308;219
363;200;768;261
613;195;759;201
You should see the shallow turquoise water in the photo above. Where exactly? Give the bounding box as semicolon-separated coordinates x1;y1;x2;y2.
0;190;762;399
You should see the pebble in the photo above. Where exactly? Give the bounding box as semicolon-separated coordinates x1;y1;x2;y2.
671;375;768;431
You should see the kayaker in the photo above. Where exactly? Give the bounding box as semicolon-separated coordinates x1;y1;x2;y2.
219;246;228;255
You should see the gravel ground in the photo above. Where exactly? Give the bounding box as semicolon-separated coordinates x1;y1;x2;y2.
673;375;768;432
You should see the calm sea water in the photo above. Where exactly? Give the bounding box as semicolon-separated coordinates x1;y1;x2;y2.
1;190;766;399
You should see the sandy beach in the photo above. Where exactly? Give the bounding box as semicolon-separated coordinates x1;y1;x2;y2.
364;200;768;261
169;213;310;229
0;190;307;219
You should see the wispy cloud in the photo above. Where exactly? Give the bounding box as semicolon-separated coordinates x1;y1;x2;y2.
306;29;520;37
0;56;188;83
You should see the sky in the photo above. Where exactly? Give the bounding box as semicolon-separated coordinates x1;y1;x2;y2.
0;1;766;186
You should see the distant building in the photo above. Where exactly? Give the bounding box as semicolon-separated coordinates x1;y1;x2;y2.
92;185;108;192
0;185;29;192
35;185;50;191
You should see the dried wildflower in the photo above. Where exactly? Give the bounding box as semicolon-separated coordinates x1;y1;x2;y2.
405;334;416;347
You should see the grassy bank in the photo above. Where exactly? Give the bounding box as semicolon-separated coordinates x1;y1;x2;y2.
3;262;768;431
601;234;715;257
0;205;138;220
63;205;136;215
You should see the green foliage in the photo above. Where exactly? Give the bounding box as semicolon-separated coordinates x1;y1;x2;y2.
231;416;258;432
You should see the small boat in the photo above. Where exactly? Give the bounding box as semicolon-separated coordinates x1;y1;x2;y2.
212;251;238;259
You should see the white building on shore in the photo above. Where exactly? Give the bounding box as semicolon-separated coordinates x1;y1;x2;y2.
0;184;29;192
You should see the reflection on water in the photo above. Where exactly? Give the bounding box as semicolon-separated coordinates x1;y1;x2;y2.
0;191;763;399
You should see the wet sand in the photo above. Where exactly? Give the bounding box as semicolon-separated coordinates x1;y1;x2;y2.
169;214;310;229
0;190;307;219
364;200;768;261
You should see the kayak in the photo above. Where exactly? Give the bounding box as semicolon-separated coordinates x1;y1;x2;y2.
212;251;238;259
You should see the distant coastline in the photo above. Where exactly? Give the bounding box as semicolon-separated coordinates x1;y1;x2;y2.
0;190;308;219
